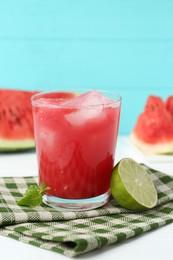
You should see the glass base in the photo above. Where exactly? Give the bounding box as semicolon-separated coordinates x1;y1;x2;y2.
43;191;110;211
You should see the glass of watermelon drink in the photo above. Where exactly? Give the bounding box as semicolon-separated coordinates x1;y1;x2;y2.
31;90;121;211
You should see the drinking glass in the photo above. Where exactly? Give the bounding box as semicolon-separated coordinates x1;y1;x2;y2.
31;90;121;211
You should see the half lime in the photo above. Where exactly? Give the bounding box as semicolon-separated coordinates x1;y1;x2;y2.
110;158;158;211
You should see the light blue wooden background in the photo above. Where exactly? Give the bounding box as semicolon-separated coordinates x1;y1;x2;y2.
0;1;173;134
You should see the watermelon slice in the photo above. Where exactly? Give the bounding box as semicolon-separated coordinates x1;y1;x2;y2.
0;89;37;151
130;95;173;154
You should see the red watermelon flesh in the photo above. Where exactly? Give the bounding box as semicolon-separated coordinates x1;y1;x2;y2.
0;89;37;151
166;96;173;116
144;95;165;112
130;95;173;154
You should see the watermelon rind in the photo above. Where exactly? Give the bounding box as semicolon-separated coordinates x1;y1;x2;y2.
130;133;173;154
0;139;35;152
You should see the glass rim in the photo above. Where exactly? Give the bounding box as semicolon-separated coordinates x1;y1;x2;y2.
31;89;122;109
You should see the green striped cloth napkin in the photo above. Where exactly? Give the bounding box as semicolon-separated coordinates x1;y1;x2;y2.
0;165;173;257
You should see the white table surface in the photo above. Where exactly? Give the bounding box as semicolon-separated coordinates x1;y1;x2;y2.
0;136;173;260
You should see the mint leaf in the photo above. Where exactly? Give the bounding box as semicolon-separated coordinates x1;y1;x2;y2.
17;183;50;207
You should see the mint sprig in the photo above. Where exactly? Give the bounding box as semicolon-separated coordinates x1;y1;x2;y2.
17;182;50;207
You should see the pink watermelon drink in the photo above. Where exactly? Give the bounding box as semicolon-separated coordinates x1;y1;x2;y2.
32;90;121;211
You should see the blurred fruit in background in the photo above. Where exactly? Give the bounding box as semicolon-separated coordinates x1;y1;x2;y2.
0;89;37;151
130;95;173;154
